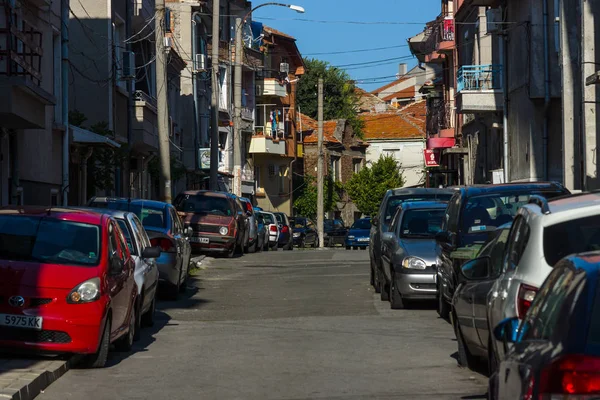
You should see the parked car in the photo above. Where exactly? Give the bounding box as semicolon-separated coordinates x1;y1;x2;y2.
345;218;371;250
370;188;455;295
173;191;247;258
75;208;161;336
87;197;192;297
435;183;570;320
489;252;600;400
255;211;267;252
452;222;512;372
233;196;251;253
259;211;279;250
487;192;600;368
379;202;448;308
323;219;347;247
0;207;138;368
274;212;293;250
240;197;259;253
291;216;318;248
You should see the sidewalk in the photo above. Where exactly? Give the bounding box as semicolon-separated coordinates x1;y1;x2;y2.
0;358;69;400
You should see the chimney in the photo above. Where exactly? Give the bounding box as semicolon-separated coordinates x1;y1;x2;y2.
399;63;407;77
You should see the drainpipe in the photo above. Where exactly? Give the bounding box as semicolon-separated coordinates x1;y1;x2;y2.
61;0;69;205
501;9;509;183
80;147;93;205
542;0;551;181
192;12;202;173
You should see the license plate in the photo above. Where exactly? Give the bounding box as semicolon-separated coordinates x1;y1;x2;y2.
0;314;43;330
190;237;209;244
358;238;369;242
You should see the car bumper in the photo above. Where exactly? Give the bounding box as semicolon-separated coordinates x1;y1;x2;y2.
394;272;437;300
190;235;236;253
155;251;182;286
0;299;107;355
345;238;369;247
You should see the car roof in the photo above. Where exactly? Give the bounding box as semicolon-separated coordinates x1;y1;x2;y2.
0;206;107;225
73;207;133;220
400;201;449;210
89;196;170;210
456;182;568;197
387;187;456;196
177;190;233;199
546;192;600;213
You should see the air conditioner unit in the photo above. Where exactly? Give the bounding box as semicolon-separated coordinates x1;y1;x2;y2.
194;54;207;72
280;62;290;74
255;84;263;96
122;51;136;80
486;8;502;33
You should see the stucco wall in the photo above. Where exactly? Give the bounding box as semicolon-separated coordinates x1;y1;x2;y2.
365;140;425;187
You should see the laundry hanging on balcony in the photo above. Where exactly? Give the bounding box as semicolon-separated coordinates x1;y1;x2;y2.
270;109;281;138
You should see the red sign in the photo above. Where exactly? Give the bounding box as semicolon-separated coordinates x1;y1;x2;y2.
424;149;440;167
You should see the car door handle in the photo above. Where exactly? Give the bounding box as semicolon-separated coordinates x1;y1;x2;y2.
500;290;508;300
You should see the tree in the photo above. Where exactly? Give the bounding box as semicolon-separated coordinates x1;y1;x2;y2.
293;175;342;219
346;155;405;217
297;58;364;138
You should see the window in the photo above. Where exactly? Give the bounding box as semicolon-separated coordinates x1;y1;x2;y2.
169;208;182;235
113;16;126;90
255;166;262;191
399;209;446;238
543;214;600;266
353;159;362;174
384;193;454;226
268;164;276;178
446;194;461;232
351;219;371;230
504;215;530;271
488;227;511;276
175;194;233;216
330;156;341;182
279;165;287;193
128;215;145;253
117;219;136;255
132;215;151;248
116;224;129;260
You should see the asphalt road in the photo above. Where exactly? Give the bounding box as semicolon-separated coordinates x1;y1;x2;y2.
40;248;488;400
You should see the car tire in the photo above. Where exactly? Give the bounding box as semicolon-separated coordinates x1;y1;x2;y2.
437;282;451;321
389;273;407;309
379;269;389;301
454;314;476;369
142;294;156;327
83;319;110;368
115;306;136;352
353;246;358;250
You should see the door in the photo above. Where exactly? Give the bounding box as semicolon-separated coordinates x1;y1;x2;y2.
169;207;188;284
107;221;130;333
129;214;158;312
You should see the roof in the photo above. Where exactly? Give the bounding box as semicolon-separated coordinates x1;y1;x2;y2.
263;26;296;41
298;112;318;132
179;190;233;198
381;86;417;102
388;187;457;196
457;182;569;198
0;206;106;225
536;192;600;214
371;78;409;96
360;101;427;140
88;197;170;210
302;120;340;144
400;201;449;210
71;206;133;219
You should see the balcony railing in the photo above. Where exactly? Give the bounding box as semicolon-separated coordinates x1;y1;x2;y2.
427;101;452;134
254;104;291;139
457;65;503;92
134;90;157;108
423;16;455;54
241;107;253;121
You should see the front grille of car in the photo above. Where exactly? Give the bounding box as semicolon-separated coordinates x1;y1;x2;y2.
29;298;53;307
0;328;71;343
192;224;222;234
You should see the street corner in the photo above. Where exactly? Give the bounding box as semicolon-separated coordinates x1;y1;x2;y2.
0;357;69;400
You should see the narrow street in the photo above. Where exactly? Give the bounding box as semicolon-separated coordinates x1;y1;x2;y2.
40;249;488;400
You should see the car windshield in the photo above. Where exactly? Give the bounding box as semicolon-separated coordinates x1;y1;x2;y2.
0;216;100;266
400;209;445;238
543;214;600;266
461;191;566;239
261;213;275;224
274;214;284;224
89;201;167;230
351;219;371;230
384;194;452;224
116;219;136;255
174;195;232;216
292;218;307;228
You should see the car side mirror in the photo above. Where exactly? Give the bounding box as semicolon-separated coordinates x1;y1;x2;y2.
184;227;193;237
372;216;379;226
142;246;161;259
460;256;492;281
493;317;521;344
109;253;123;275
382;232;395;245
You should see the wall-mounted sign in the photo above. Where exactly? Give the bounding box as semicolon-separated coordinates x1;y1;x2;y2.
199;148;211;169
424;149;440;167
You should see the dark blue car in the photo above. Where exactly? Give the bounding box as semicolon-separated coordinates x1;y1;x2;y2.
345;218;371;250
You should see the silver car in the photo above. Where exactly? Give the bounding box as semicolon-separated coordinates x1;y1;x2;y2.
75;208;161;336
487;193;600;368
380;201;448;309
259;211;279;250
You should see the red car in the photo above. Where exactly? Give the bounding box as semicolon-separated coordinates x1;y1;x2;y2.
0;207;139;368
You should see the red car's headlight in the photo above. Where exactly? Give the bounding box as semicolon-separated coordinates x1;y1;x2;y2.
67;278;101;304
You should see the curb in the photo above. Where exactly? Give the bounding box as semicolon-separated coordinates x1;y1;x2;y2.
0;358;69;400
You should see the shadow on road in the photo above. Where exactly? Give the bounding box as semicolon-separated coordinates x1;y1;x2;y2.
461;394;488;399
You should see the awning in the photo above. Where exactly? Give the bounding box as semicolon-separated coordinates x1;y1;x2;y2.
71;125;121;148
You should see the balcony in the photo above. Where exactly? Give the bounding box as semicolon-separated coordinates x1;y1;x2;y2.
456;65;504;113
427;101;453;135
255;104;291;139
241;107;254;121
457;0;501;17
132;90;158;152
257;78;287;97
249;135;286;155
424;16;455;56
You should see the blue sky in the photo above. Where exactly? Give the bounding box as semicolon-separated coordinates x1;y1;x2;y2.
253;0;441;92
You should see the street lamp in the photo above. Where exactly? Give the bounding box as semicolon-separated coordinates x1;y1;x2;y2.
232;3;305;197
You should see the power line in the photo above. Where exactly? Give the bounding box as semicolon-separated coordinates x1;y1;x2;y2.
304;44;410;56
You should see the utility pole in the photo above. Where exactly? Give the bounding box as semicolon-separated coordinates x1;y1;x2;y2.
232;17;243;196
316;78;324;248
155;0;171;203
209;0;220;190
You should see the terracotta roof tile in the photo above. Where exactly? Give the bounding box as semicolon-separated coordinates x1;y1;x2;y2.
381;86;417;102
360;101;427;140
298;113;318;132
303;120;340;144
263;26;296;40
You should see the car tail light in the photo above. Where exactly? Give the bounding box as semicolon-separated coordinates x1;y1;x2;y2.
245;202;253;213
517;283;538;318
281;225;289;233
538;354;600;398
269;225;277;233
150;238;175;252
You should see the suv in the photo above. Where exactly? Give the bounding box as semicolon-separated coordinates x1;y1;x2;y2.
173;191;248;258
435;183;570;320
487;192;600;367
370;188;455;294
